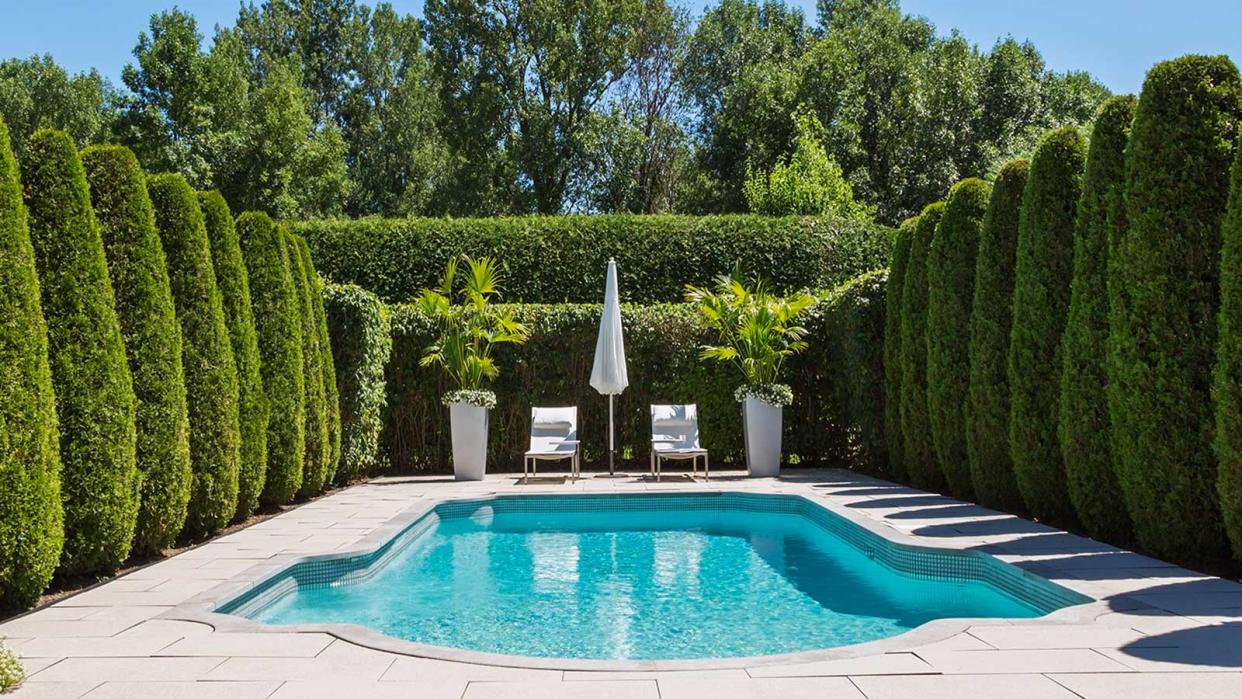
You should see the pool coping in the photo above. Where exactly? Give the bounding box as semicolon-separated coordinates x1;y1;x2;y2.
162;487;1110;672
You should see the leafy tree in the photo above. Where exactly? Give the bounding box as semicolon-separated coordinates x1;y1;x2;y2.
899;202;943;490
301;235;340;480
284;228;330;496
883;217;915;481
0;56;115;161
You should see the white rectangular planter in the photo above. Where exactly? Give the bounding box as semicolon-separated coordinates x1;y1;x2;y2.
742;396;782;477
449;402;489;481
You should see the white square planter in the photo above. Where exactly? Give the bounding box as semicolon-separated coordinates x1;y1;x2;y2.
742;396;782;477
449;402;489;481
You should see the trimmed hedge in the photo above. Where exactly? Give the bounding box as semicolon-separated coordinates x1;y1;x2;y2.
83;146;192;554
883;218;916;481
1111;55;1242;563
927;178;991;499
300;235;340;483
899;203;944;491
1059;96;1137;544
325;284;392;482
21;129;138;576
967;159;1029;512
148;174;240;538
199;191;269;521
238;212;305;506
295;215;893;303
822;270;888;473
0;117;63;609
285;229;331;497
1218;136;1242;560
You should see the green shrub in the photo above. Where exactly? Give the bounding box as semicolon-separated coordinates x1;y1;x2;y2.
883;218;916;481
1059;96;1136;544
1111;55;1242;564
285;229;331;497
325;284;392;482
21;129;138;576
0;117;63;609
82;146;191;554
1218;137;1242;561
199;191;269;521
148;174;240;538
0;643;22;692
294;215;893;304
927;178;991;499
300;235;340;483
823;270;889;473
967;159;1028;512
1009;126;1086;527
899;203;944;491
238;212;305;505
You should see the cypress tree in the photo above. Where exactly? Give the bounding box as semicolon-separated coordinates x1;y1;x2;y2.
883;218;915;481
148;174;240;538
284;228;330;497
927;178;991;499
1060;96;1136;544
1111;56;1242;563
238;212;304;505
83;146;192;554
1218;137;1242;561
1009;126;1086;527
199;191;269;521
299;235;340;483
21;129;138;576
967;159;1029;512
0;117;63;608
899;202;943;491
325;283;392;483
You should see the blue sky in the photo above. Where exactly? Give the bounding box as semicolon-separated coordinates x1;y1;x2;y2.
2;0;1239;95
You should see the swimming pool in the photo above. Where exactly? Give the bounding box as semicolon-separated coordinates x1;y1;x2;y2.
219;493;1089;661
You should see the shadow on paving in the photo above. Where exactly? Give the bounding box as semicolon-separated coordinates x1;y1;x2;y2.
1119;620;1242;668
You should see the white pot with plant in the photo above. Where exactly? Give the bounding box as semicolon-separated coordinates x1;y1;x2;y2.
418;257;528;481
686;271;815;478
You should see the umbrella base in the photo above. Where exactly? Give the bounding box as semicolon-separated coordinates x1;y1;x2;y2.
593;472;629;479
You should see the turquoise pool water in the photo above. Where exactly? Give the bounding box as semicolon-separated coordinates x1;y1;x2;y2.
237;494;1084;660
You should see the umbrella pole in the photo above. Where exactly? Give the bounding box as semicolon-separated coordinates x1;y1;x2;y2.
608;394;615;475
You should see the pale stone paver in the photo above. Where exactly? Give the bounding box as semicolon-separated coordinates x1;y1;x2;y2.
5;468;1242;697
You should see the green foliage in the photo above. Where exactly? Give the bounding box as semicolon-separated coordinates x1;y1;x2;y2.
147;173;240;538
300;236;340;483
82;145;191;554
1009;126;1086;527
324;284;392;482
966;159;1028;512
1218;137;1242;561
1111;56;1242;563
926;178;991;499
295;215;893;304
883;218;915;480
0;55;115;161
21;129;138;576
1059;96;1136;544
0;117;63;609
822;269;889;473
899;203;943;490
0;643;22;691
284;228;330;497
237;212;304;505
198;191;268;520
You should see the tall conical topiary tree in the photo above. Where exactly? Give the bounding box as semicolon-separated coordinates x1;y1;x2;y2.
21;129;138;576
1111;55;1242;563
927;178;991;499
83;146;192;554
0;117;63;609
325;283;392;483
148;174;240;538
284;228;330;497
199;191;268;521
238;212;304;506
1060;96;1136;544
1009;126;1086;527
967;159;1029;512
883;218;916;482
900;202;944;491
299;235;340;483
1217;136;1242;562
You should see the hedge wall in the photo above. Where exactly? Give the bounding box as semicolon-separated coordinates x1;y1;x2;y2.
295;215;893;304
83;146;191;554
285;229;331;497
148;174;240;538
1110;55;1242;564
883;219;915;481
822;270;888;473
967;159;1028;512
1059;96;1137;544
199;191;269;521
0;117;63;609
238;212;305;506
325;284;392;482
927;179;991;499
899;204;944;491
22;129;138;576
300;235;340;483
1218;136;1242;560
1009;126;1086;527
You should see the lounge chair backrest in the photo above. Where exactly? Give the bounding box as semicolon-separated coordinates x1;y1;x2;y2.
529;406;578;454
651;404;701;451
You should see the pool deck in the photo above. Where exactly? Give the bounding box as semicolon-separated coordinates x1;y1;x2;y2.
5;468;1242;698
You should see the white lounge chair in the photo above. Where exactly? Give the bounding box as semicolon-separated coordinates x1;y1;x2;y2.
650;404;709;481
524;406;580;481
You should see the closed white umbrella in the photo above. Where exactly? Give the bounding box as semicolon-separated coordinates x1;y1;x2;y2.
590;258;629;475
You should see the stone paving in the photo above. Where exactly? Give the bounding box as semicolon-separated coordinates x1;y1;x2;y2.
4;469;1241;698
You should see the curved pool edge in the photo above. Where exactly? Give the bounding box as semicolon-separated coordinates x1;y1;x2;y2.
163;488;1105;672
